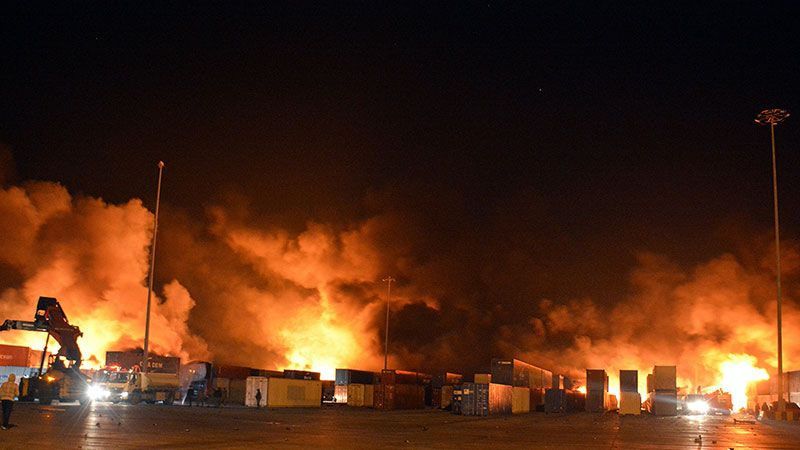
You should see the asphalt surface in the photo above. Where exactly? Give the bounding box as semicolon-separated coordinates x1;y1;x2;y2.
1;402;798;449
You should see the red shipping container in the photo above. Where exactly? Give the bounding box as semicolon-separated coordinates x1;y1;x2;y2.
0;344;30;367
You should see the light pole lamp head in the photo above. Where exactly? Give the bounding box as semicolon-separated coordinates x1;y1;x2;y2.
755;109;790;126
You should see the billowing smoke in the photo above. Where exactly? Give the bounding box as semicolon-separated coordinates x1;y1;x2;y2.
0;181;209;365
515;250;800;395
0;175;797;392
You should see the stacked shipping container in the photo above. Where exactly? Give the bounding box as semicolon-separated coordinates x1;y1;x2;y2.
645;366;677;416
619;369;641;415
334;368;375;405
460;382;512;416
490;358;553;412
373;369;428;410
431;372;462;409
0;344;49;383
585;369;609;412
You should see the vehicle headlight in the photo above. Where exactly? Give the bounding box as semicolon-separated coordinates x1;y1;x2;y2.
87;385;110;400
121;391;129;399
688;400;710;414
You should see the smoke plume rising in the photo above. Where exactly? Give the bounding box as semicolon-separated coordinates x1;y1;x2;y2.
0;176;797;394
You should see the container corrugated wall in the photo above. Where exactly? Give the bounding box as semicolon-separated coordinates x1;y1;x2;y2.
461;383;512;416
266;378;322;408
512;387;530;413
346;383;373;407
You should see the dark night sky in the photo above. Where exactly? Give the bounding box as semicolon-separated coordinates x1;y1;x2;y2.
1;2;799;307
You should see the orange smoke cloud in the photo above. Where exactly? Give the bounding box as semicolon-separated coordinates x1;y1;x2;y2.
521;250;798;404
0;181;208;366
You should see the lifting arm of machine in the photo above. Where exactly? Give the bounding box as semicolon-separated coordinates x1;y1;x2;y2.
0;296;83;369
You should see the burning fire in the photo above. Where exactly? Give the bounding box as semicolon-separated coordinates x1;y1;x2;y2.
712;353;769;411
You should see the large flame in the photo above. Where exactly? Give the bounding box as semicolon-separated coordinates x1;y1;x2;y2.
713;353;769;411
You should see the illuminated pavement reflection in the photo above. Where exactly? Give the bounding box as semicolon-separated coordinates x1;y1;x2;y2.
1;403;799;449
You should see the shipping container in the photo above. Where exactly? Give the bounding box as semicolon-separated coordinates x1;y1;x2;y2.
266;378;322;408
105;350;180;374
245;376;269;407
334;384;348;403
512;387;530;414
440;385;454;409
346;383;374;407
652;366;677;391
335;368;375;386
647;390;677;416
0;345;30;367
379;369;429;385
451;385;463;414
228;378;247;404
530;388;545;411
585;390;607;412
257;369;284;378
491;358;551;390
284;369;321;380
552;374;564;390
586;369;608;392
214;364;254;380
461;383;512;416
545;388;585;413
789;370;800;393
541;370;553;389
432;372;463;388
619;391;641;415
374;383;425;410
620;370;638;393
545;388;565;413
474;373;492;384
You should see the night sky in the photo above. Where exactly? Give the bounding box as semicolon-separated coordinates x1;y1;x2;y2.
2;3;799;372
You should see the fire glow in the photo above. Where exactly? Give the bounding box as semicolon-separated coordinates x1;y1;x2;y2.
713;354;769;411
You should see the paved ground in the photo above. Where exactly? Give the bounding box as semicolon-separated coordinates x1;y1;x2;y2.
1;402;798;449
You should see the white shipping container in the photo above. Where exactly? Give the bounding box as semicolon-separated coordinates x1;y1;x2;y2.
245;376;269;407
619;391;641;415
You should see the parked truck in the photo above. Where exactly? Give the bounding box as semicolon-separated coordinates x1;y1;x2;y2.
90;350;181;405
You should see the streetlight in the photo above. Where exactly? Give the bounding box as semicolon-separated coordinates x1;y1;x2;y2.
755;108;790;414
382;276;396;370
143;161;165;375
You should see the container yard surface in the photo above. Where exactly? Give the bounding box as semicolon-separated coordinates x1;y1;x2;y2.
2;402;799;449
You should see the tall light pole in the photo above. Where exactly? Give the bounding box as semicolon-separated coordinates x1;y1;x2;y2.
143;161;165;375
382;276;395;370
755;108;790;413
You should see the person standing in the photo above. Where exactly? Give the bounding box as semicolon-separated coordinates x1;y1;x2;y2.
0;374;18;430
255;388;262;409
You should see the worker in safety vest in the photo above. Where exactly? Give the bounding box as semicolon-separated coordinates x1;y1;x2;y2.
0;374;18;430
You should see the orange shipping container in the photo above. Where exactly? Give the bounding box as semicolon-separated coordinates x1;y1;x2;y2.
0;344;30;367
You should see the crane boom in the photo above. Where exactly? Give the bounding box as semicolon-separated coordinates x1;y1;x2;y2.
0;296;83;367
